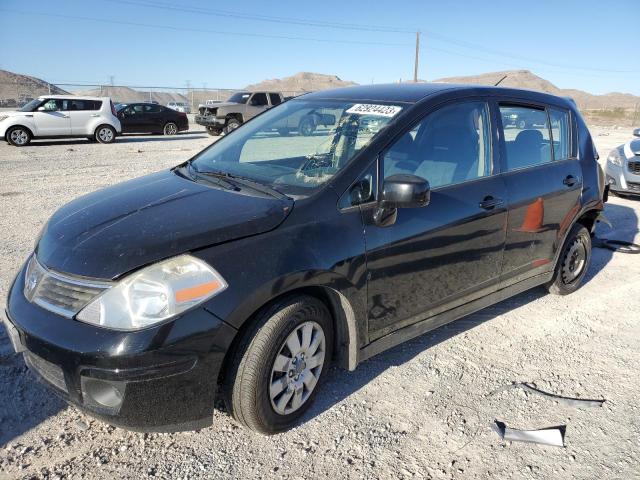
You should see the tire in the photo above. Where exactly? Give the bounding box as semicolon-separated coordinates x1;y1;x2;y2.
6;126;31;146
206;126;222;136
163;122;178;135
298;117;315;136
223;295;333;434
517;119;526;129
224;118;241;134
278;128;290;137
94;125;116;144
547;224;591;295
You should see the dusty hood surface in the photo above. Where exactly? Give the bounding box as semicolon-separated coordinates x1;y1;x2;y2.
36;169;293;279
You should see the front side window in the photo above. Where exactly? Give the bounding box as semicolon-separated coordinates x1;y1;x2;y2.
500;105;552;171
191;99;403;197
228;92;250;104
39;99;62;111
549;108;571;160
383;101;491;189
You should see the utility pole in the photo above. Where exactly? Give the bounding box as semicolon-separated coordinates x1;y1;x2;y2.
413;31;420;83
108;75;114;86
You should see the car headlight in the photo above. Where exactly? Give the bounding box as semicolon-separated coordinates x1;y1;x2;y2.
607;149;624;167
0;115;9;122
76;254;227;330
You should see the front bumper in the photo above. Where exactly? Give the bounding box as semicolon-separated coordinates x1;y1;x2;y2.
5;264;237;432
194;115;224;128
605;161;640;195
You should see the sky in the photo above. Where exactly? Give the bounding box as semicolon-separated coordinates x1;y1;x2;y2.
0;0;638;95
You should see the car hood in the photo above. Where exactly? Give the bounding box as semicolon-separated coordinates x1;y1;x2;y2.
36;169;293;279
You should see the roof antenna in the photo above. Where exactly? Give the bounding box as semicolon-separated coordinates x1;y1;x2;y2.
494;75;508;86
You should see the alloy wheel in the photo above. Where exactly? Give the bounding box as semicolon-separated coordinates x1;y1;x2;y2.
10;129;29;145
165;123;178;135
98;127;114;142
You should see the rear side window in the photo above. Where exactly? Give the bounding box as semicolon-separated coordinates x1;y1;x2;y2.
144;104;161;113
499;105;552;171
63;100;102;111
269;93;282;106
549;108;571;160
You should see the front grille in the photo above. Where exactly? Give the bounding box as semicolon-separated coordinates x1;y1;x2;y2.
629;161;640;175
24;352;67;393
23;256;111;318
627;181;640;192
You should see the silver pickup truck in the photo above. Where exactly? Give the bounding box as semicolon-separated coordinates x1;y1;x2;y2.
195;91;283;136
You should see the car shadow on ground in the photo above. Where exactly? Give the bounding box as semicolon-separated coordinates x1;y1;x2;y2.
303;200;638;427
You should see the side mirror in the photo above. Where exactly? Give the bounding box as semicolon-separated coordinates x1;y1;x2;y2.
379;174;430;209
634;128;640;138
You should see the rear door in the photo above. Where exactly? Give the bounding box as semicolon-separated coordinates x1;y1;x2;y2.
497;102;582;284
32;99;71;136
144;104;164;132
68;99;101;135
363;99;508;339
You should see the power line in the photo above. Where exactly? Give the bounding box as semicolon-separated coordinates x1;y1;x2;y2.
0;9;409;47
104;0;416;33
102;0;639;74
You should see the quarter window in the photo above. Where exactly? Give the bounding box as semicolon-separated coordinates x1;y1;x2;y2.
383;101;492;189
549;108;571;160
499;105;552;171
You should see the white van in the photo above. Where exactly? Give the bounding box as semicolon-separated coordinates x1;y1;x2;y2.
0;96;122;146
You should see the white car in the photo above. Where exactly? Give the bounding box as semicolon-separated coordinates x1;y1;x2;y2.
0;95;122;146
605;128;640;196
166;101;191;114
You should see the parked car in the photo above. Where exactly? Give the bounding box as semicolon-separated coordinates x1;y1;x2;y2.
4;84;605;435
0;95;121;146
605;128;640;196
166;101;191;114
272;107;337;136
117;103;189;135
195;91;283;135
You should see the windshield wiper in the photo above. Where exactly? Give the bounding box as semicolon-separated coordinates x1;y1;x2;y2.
192;165;288;199
187;163;240;191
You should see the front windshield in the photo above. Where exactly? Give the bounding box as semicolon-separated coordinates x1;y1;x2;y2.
227;92;251;104
19;99;43;112
191;99;403;197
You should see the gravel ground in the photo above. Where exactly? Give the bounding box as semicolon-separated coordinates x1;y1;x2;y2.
0;124;639;479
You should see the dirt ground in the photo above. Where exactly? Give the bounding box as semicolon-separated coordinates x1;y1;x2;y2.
0;121;639;479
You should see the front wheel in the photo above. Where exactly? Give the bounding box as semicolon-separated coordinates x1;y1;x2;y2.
223;295;333;434
7;126;31;146
163;122;178;135
95;125;116;144
298;117;315;136
206;126;222;136
547;224;591;295
224;118;241;134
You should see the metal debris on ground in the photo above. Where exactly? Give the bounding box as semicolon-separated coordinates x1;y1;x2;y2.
493;421;566;447
489;382;606;408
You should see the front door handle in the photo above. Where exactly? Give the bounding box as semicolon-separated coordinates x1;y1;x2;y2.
563;175;577;187
479;195;504;210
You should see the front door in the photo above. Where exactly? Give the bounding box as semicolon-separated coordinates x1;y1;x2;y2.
497;103;583;285
364;99;508;339
246;93;269;120
33;99;71;136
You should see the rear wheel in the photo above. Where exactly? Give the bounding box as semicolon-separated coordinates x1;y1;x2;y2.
223;295;333;434
163;122;178;135
547;224;591;295
7;126;31;146
95;125;116;144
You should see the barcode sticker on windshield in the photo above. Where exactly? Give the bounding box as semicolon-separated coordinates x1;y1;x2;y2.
346;104;402;117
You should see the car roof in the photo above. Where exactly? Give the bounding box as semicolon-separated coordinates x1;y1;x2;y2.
38;95;109;101
300;83;574;107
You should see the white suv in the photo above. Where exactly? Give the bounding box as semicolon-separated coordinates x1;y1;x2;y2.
0;96;122;146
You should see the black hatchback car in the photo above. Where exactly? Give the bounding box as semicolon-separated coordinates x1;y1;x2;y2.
4;84;605;434
117;102;189;135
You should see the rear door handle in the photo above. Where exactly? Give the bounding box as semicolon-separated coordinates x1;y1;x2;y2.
479;195;504;210
563;175;577;187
